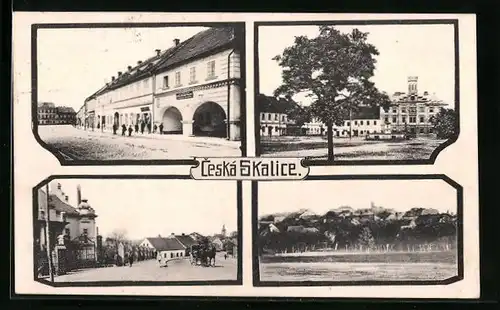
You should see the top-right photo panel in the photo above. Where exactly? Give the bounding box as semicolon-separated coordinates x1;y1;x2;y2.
254;20;458;165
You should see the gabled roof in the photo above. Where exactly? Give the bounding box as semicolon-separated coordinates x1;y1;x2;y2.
38;189;80;216
56;106;76;113
175;235;197;247
257;94;300;114
145;237;185;251
155;27;235;72
351;106;380;119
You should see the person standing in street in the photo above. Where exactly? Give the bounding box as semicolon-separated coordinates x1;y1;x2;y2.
128;125;133;137
129;253;134;267
135;123;139;134
159;123;164;135
121;124;127;136
112;123;117;135
140;121;145;134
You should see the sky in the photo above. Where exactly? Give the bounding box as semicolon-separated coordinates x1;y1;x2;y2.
44;179;237;240
259;180;457;216
258;24;455;107
37;26;208;111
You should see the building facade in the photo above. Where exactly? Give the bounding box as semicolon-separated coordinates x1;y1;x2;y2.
303;110;382;137
80;27;243;140
37;102;76;125
380;76;447;136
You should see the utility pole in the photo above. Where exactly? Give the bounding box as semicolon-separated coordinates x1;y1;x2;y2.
45;183;54;282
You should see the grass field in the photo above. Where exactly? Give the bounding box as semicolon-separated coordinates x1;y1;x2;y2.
259;251;457;282
259;136;447;161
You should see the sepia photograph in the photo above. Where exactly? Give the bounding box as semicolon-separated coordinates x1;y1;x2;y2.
255;22;458;163
33;177;240;285
34;23;245;163
255;177;461;285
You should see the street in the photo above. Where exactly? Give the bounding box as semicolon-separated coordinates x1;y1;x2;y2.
53;253;237;282
38;125;242;160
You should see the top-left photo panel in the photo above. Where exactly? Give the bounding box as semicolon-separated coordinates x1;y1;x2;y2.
32;22;246;165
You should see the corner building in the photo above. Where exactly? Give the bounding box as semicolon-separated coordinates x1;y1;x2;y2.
86;27;243;141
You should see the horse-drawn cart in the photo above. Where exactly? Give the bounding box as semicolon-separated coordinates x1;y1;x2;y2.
189;243;217;267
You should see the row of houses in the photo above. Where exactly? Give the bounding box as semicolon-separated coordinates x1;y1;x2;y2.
76;26;243;141
37;102;77;125
259;76;449;138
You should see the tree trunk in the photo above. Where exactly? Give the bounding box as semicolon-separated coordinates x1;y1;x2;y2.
327;124;334;161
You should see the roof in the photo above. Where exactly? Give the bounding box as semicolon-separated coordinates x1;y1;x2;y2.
350;106;380;119
38;189;80;216
155;27;235;72
175;235;197;247
89;27;235;100
145;237;185;251
257;94;300;113
56;106;76;113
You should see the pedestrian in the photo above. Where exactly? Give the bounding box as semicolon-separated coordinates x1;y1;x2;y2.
159;123;164;135
129;253;134;267
153;124;157;133
121;124;127;136
112;124;117;135
128;125;133;137
140;122;145;134
224;253;227;260
147;122;151;134
134;123;139;133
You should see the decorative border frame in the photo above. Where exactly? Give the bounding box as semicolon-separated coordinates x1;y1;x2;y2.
253;19;460;166
252;174;464;286
31;22;247;166
30;175;243;287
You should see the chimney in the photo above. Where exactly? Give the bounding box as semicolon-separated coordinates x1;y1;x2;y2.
171;233;175;235
155;49;161;56
111;76;115;81
128;65;132;71
118;71;122;76
182;233;185;236
173;38;180;46
65;195;69;202
407;76;418;95
96;227;99;236
77;184;82;205
137;60;143;65
57;183;62;190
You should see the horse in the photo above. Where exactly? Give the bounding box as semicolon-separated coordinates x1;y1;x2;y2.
206;245;217;267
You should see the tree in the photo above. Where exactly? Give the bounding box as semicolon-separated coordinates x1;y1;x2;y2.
108;229;128;247
273;26;391;160
357;227;376;250
430;108;457;139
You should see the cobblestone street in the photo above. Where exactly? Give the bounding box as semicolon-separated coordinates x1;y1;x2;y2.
38;125;242;160
52;253;237;282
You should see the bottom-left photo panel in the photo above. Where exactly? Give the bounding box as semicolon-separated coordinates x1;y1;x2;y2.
32;175;242;287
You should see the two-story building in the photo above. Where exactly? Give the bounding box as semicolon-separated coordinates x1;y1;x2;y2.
257;94;293;136
380;76;448;137
37;102;76;125
302;106;382;137
82;26;243;141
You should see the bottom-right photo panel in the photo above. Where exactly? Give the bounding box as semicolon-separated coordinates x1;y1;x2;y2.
253;175;463;286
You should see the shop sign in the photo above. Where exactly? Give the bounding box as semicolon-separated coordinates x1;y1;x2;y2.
176;91;194;100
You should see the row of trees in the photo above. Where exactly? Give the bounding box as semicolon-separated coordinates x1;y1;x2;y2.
259;218;457;255
269;26;457;159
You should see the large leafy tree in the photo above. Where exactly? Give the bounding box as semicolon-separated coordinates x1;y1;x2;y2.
429;108;457;139
273;26;391;160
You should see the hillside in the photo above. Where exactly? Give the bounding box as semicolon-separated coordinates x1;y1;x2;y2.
258;205;457;254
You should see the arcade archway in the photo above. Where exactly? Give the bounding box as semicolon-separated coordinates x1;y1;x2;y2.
192;102;227;138
161;107;183;134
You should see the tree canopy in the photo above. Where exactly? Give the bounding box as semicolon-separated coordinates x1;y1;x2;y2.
272;26;391;127
430;108;457;139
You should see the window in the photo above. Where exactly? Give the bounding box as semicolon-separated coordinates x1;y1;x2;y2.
275;114;278;121
163;76;169;88
170;253;174;258
385;117;389;123
420;116;425;123
261;114;265;120
392;108;397;113
429;128;434;133
164;253;167;258
207;60;216;78
402;116;407;123
282;115;285;122
346;121;350;126
401;108;407;113
419;128;424;133
180;252;183;257
65;228;70;236
392;116;397;123
268;114;271;120
410;116;416;123
176;253;179;257
419;107;425;113
354;121;358;125
374;121;377;125
360;130;364;134
175;72;181;86
40;210;45;218
189;67;196;83
360;120;364;125
83;228;88;235
429;108;434;113
367;121;370;125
